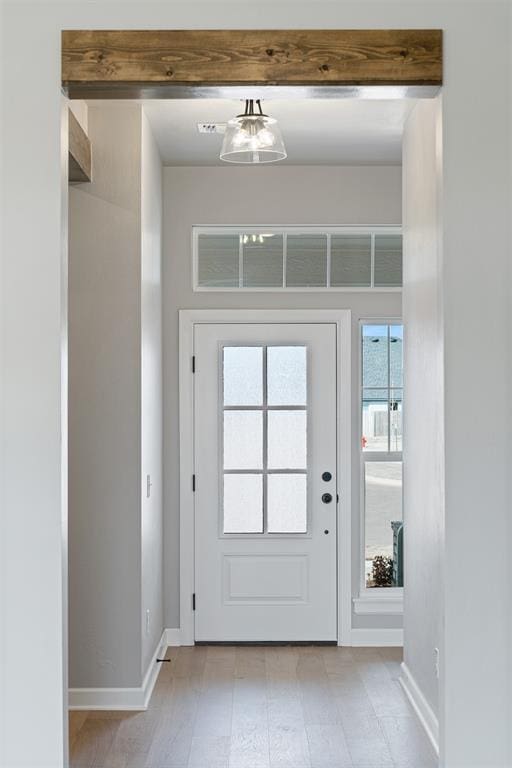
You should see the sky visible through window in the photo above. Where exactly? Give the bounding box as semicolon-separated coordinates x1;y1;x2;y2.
362;324;403;338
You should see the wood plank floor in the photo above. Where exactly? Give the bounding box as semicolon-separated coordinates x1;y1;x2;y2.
69;646;437;768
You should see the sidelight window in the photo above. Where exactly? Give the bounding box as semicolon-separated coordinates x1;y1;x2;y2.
222;345;308;534
361;323;404;589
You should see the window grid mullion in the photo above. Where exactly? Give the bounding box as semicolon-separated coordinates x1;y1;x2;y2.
370;233;375;288
223;404;307;411
326;233;332;288
283;233;287;287
238;234;243;288
387;325;391;452
224;468;308;475
262;347;269;533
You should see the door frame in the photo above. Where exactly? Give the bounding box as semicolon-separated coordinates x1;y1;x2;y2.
179;308;352;645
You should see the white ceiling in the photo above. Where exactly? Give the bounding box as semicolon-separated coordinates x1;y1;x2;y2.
86;98;416;166
139;98;415;166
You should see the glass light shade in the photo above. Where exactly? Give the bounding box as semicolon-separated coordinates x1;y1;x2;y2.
220;113;287;164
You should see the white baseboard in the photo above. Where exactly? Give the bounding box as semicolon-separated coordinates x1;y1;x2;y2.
399;662;439;755
68;630;167;710
165;627;182;646
349;628;403;647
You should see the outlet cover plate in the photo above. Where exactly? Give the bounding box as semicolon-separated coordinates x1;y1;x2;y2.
197;122;226;134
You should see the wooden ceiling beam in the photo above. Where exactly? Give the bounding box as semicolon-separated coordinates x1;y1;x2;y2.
62;29;442;99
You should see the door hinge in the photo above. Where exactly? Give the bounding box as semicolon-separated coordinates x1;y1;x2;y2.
192;593;196;611
337;493;339;504
192;474;196;492
192;355;196;373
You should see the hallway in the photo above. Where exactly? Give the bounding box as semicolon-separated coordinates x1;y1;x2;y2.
69;645;437;768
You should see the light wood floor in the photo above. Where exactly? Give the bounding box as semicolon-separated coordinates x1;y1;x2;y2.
69;645;437;768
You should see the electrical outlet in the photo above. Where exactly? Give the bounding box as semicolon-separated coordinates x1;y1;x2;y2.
434;647;440;679
146;609;150;635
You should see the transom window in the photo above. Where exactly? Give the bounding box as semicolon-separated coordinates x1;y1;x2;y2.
361;323;403;589
222;345;308;534
194;227;402;291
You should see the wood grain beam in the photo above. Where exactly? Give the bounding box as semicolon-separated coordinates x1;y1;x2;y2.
68;109;92;183
62;29;442;99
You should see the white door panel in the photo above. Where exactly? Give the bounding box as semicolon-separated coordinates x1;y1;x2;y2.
194;323;337;641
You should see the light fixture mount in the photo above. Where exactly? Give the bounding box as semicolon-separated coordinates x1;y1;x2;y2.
220;99;287;164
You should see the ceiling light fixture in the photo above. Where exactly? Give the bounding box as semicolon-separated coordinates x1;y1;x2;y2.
220;99;287;164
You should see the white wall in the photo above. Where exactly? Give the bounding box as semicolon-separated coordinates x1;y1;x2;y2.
162;165;402;633
141;111;164;673
1;3;511;767
1;17;69;767
68;105;164;690
69;105;143;688
402;98;444;721
438;8;511;762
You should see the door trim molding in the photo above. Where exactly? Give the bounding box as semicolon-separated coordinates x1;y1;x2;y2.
178;309;352;646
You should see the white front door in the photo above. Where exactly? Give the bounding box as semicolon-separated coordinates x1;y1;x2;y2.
193;322;337;642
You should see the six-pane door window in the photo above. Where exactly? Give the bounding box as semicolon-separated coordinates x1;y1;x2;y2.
222;345;308;534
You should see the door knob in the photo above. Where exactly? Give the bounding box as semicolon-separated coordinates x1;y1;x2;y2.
322;493;333;504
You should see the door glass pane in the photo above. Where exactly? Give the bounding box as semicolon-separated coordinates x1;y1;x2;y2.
223;346;263;406
267;411;307;469
223;474;263;533
364;462;403;587
242;234;283;287
330;234;371;287
197;234;240;287
267;346;307;406
286;235;327;287
374;234;403;287
224;411;263;470
267;474;307;533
